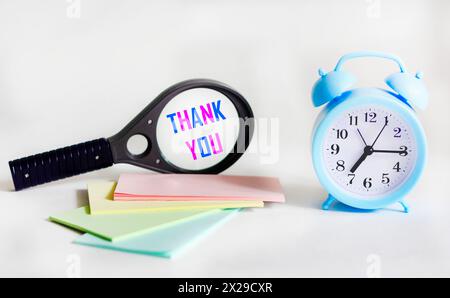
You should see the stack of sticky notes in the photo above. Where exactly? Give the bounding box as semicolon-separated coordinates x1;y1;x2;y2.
50;174;285;258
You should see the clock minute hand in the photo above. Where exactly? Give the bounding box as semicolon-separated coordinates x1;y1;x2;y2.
372;149;407;155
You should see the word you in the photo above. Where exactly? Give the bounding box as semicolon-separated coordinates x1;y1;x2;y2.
185;133;223;161
166;100;228;161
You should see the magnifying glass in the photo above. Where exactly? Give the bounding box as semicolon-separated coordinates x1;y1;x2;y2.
9;79;254;191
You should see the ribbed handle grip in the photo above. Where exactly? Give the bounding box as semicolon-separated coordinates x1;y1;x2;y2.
9;138;114;191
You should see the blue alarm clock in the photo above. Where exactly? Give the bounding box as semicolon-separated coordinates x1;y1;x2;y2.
311;51;428;213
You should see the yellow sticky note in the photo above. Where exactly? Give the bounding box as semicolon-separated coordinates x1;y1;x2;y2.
88;181;263;215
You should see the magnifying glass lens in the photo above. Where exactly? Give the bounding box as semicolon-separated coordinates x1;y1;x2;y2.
156;88;240;171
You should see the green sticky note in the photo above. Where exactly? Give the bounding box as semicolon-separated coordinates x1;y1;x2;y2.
74;208;239;258
49;206;219;242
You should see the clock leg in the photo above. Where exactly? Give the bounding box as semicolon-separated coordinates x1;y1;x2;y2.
322;194;336;211
399;201;409;213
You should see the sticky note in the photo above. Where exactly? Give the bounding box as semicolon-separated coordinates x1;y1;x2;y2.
49;206;218;242
88;181;263;215
74;208;239;258
114;174;285;203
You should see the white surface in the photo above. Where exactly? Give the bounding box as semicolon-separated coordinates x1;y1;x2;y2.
0;0;449;277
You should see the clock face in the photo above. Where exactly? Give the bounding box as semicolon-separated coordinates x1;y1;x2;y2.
323;105;418;199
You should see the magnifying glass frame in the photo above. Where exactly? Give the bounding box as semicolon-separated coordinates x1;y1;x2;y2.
109;79;254;174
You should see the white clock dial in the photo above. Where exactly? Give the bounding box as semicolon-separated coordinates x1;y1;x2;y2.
323;105;417;199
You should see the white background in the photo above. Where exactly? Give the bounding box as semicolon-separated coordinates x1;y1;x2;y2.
0;0;449;277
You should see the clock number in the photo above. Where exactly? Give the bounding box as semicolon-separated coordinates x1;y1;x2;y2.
365;112;377;123
385;116;389;125
348;173;356;185
336;129;348;139
363;177;373;190
394;127;402;138
381;173;390;185
336;160;345;172
393;162;401;173
330;144;340;155
349;115;359;126
399;146;408;156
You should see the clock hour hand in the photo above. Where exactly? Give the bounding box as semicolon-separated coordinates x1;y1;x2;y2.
350;146;373;173
350;153;368;174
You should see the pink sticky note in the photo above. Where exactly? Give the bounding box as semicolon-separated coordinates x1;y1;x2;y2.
114;174;285;203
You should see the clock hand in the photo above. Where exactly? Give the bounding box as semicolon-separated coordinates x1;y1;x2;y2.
371;121;388;147
357;128;368;146
350;146;373;173
372;149;407;155
351;119;391;173
350;153;368;174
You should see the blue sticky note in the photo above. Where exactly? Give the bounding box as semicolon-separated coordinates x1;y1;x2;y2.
74;208;239;258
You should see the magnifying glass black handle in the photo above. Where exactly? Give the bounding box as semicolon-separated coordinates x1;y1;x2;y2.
8;138;114;191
